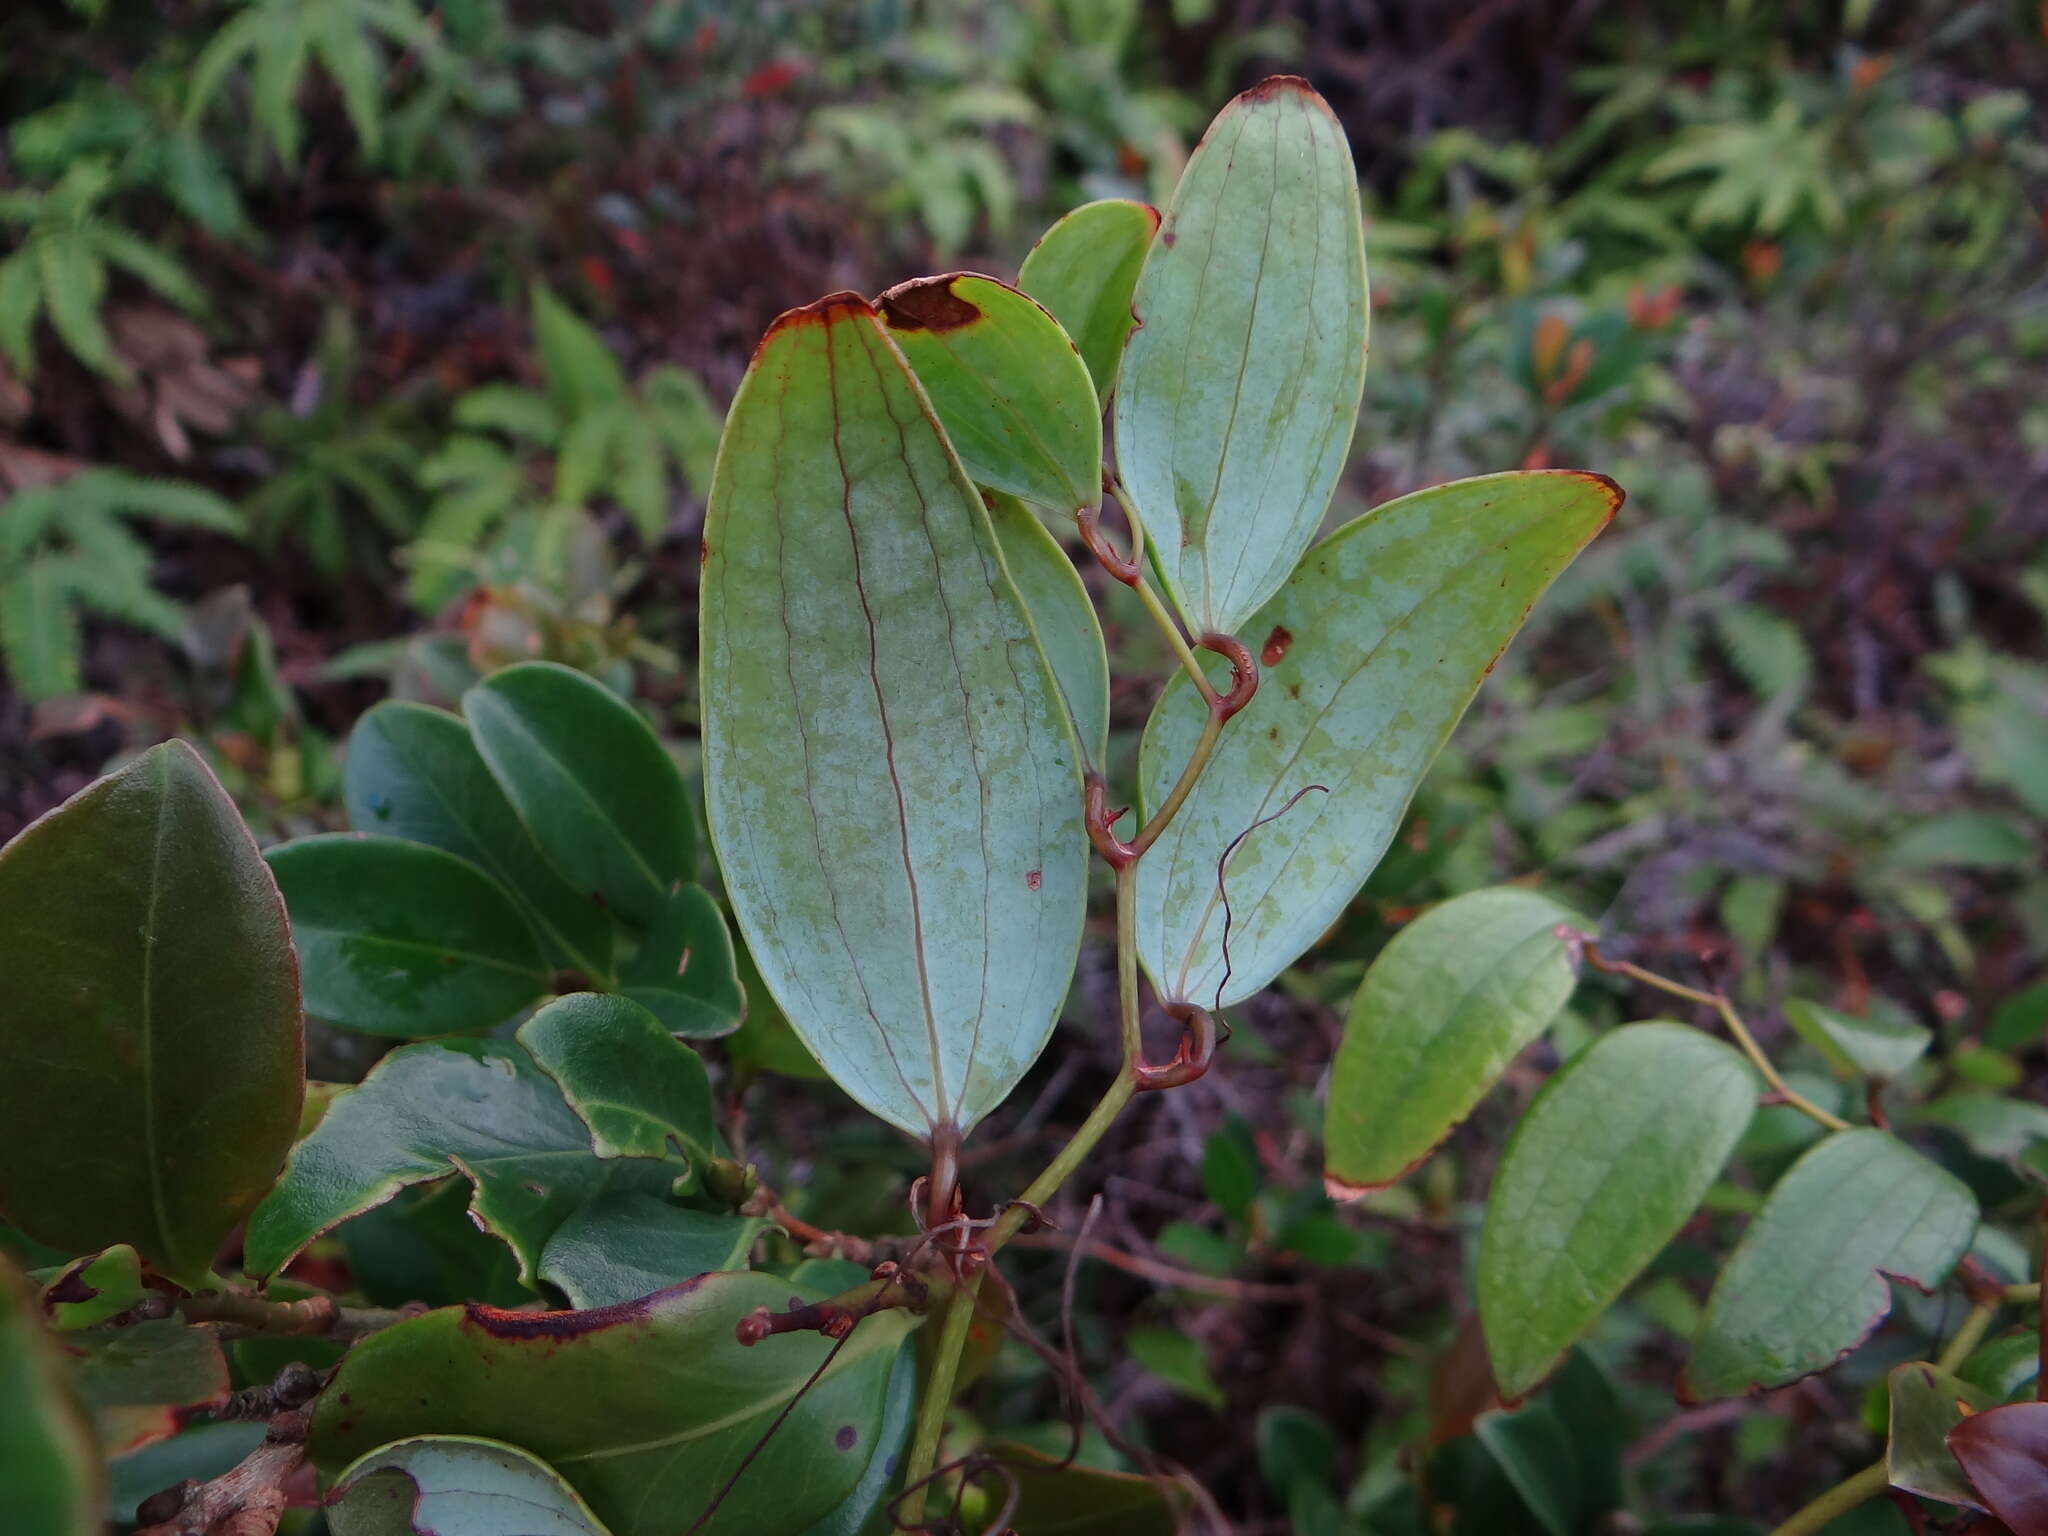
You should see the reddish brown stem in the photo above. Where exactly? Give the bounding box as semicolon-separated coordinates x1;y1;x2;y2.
1199;632;1258;721
1133;999;1217;1092
1076;504;1140;585
1084;773;1138;870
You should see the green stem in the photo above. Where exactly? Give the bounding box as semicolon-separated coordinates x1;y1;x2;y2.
1766;1461;1887;1536
1130;710;1222;854
897;1270;982;1527
1936;1298;2001;1374
1133;574;1218;705
2005;1281;2041;1305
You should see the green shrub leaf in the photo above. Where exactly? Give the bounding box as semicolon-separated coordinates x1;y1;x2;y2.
1136;471;1617;1009
244;1040;680;1286
343;700;616;981
879;272;1101;517
700;293;1086;1138
1113;76;1368;636
969;1442;1186;1536
537;1195;766;1309
1685;1129;1978;1399
267;835;549;1038
987;491;1109;768
516;994;716;1168
616;883;744;1039
1480;1023;1757;1399
1326;888;1584;1196
0;741;302;1288
310;1273;917;1536
1018;197;1158;398
1887;1361;1996;1508
1783;998;1931;1081
328;1435;614;1536
465;662;697;928
0;1256;100;1534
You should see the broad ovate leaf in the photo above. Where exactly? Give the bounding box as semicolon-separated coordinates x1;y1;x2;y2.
267;835;549;1038
0;740;302;1288
1326;888;1582;1195
1018;197;1159;398
700;292;1086;1138
244;1040;679;1287
328;1435;614;1536
516;994;716;1167
616;883;744;1039
1783;998;1930;1082
988;491;1109;768
1136;471;1618;1009
464;662;696;928
311;1275;917;1536
1685;1129;1978;1399
0;1254;100;1535
343;700;614;981
1479;1023;1756;1398
878;272;1100;517
538;1196;765;1309
1114;76;1367;636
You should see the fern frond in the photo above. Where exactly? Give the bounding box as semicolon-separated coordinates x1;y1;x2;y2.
0;561;82;699
34;234;119;379
1713;603;1812;704
0;252;45;375
92;225;208;315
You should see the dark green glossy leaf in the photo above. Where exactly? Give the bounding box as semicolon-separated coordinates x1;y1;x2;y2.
617;884;744;1039
1948;1400;2048;1530
800;1345;915;1536
700;293;1087;1137
988;492;1109;769
37;1245;145;1332
1957;1331;2040;1401
1686;1129;1978;1399
329;1435;614;1536
972;1443;1184;1536
63;1317;227;1455
339;1180;533;1312
879;272;1100;517
244;1040;677;1287
518;994;716;1169
0;740;302;1288
465;662;696;928
311;1274;919;1536
1473;1402;1579;1536
0;1254;100;1535
343;700;615;980
538;1194;766;1309
1783;999;1930;1082
1886;1360;1994;1507
268;834;549;1038
1018;198;1158;397
1326;888;1581;1196
1114;77;1367;635
1913;1093;2048;1168
1479;1023;1756;1398
1136;472;1617;1011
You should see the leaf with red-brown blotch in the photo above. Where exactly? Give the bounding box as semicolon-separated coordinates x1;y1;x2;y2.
1950;1400;2048;1534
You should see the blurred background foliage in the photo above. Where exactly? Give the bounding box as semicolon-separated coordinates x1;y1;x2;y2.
2;0;2046;1530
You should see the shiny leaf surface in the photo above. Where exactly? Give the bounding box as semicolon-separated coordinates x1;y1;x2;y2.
516;994;716;1167
465;662;696;928
1018;197;1158;398
311;1274;918;1536
0;741;302;1287
1686;1129;1978;1399
1136;472;1617;1009
1114;77;1367;635
1948;1400;2048;1531
328;1435;614;1536
616;883;745;1040
538;1195;766;1309
700;292;1087;1137
1326;888;1582;1195
268;835;549;1038
1479;1024;1755;1398
878;272;1100;517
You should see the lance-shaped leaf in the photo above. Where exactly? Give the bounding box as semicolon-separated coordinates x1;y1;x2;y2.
0;1255;100;1535
1888;1361;1996;1508
988;491;1109;768
0;740;302;1288
877;272;1100;517
244;1040;679;1287
1685;1129;1978;1399
1479;1023;1756;1399
310;1274;919;1536
516;994;716;1167
539;1196;766;1309
465;662;696;928
267;835;549;1038
700;292;1087;1138
1018;197;1159;398
1326;888;1583;1196
343;700;615;981
616;883;744;1039
329;1435;615;1536
1114;76;1368;636
1136;471;1618;1009
1783;998;1930;1082
1948;1401;2048;1530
